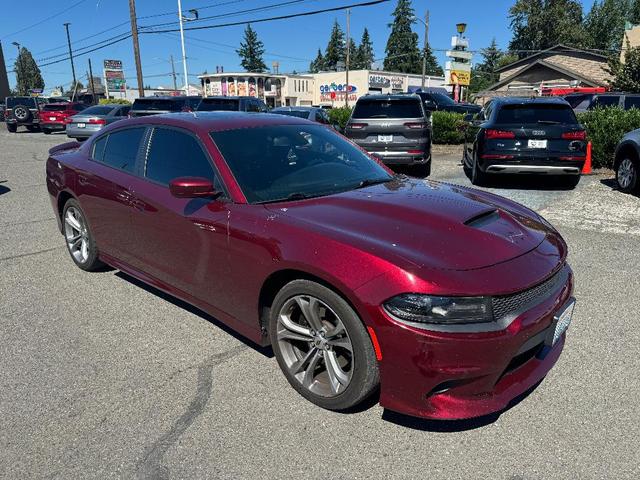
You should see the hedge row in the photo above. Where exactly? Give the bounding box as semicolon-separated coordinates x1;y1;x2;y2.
432;111;466;145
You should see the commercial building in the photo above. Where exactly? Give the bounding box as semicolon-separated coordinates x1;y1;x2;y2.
198;70;446;108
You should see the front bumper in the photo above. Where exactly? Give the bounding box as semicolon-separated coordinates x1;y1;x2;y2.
361;266;574;420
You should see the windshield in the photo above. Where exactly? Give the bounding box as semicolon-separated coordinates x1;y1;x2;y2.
198;99;240;111
495;104;578;125
210;124;392;204
430;93;455;105
131;98;185;111
272;110;310;119
352;99;422;119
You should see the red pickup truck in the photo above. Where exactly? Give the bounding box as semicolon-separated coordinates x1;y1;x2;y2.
39;102;88;134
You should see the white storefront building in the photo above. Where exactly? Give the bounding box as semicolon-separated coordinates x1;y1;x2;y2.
198;70;446;108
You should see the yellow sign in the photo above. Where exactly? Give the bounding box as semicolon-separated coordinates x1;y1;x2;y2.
449;69;471;86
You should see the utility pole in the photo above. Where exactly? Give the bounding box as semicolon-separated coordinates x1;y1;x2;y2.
63;23;77;87
421;11;429;90
345;8;350;108
88;58;96;104
170;54;178;91
128;0;145;97
177;0;189;94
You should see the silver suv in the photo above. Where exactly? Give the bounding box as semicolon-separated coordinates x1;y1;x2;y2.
344;94;432;177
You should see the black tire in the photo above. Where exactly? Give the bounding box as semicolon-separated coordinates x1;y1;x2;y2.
471;152;489;186
557;175;580;190
615;156;639;194
26;125;39;132
12;105;32;123
6;123;17;133
61;199;104;271
408;161;431;178
42;128;52;135
269;279;380;411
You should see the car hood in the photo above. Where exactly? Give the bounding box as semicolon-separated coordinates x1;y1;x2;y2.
267;177;551;272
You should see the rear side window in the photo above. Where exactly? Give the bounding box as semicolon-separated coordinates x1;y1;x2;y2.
352;99;422;119
92;136;108;162
495;104;578;125
625;96;640;110
118;106;131;116
198;99;240;111
564;94;590;108
145;128;215;185
98;128;145;173
592;96;621;109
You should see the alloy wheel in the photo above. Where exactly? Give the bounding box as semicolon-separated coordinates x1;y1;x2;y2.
64;206;89;264
617;158;636;190
276;295;354;397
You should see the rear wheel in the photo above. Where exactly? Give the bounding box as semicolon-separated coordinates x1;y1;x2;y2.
269;280;379;411
471;153;489;186
42;128;52;135
26;125;39;132
6;123;17;133
557;175;580;189
616;157;639;193
62;199;104;271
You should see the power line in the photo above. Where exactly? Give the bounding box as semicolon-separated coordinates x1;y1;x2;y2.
0;0;91;41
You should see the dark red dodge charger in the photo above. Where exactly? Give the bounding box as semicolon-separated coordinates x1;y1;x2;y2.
46;112;575;420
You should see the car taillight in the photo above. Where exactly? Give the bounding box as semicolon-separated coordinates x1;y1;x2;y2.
562;130;586;140
404;122;427;129
348;122;368;129
63;116;73;124
485;129;516;139
88;118;106;125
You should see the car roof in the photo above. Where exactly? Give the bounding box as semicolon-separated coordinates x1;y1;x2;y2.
357;94;421;101
272;106;316;111
490;97;571;106
103;111;311;133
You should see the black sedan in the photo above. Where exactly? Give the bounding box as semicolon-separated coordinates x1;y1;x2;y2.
462;98;586;188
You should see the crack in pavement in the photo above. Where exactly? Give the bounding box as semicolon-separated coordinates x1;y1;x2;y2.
0;245;63;262
135;344;248;480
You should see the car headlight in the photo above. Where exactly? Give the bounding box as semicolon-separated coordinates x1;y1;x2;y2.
384;294;493;325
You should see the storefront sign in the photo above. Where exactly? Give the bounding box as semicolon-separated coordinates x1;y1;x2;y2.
369;74;404;90
103;59;123;70
104;59;126;93
319;82;357;95
448;69;471;86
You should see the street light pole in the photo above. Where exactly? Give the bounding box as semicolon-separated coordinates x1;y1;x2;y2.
63;23;77;87
177;0;190;94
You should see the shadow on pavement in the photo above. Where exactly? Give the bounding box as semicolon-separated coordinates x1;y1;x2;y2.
114;271;274;358
480;175;581;192
381;379;544;432
0;181;10;196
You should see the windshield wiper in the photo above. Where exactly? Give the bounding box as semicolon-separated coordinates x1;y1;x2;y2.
356;178;392;189
537;120;561;124
257;192;313;204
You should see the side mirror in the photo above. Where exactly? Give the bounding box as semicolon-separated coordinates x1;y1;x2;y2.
169;177;217;198
423;100;437;110
463;113;475;123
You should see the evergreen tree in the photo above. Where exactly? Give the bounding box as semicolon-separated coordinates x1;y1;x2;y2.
347;38;357;69
384;0;421;73
608;42;640;92
13;47;44;95
309;48;325;73
469;39;502;93
236;24;267;73
585;0;628;52
354;28;375;70
422;43;443;76
324;20;346;71
630;0;640;25
509;0;586;56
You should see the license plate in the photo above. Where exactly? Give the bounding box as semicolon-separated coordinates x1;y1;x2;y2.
378;134;393;143
77;123;86;128
552;300;575;345
49;116;56;121
528;139;547;149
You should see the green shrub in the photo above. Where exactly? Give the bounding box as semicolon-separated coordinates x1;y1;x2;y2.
327;106;353;130
432;111;466;144
577;107;640;169
99;98;131;105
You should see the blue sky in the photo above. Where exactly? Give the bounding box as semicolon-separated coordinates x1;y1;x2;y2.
1;0;598;93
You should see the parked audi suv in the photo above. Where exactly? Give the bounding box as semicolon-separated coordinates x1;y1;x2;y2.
463;98;586;188
344;94;433;177
46;112;575;420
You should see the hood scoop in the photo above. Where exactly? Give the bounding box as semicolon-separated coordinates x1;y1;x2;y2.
464;209;501;228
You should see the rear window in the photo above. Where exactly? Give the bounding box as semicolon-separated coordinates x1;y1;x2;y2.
592;95;621;109
272;110;310;118
564;94;590;108
495;104;578;125
81;106;114;116
42;104;68;112
198;99;240;111
6;97;37;108
625;96;640;110
131;98;185;112
352;99;422;119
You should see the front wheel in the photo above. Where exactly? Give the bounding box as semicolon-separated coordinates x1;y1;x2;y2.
42;129;52;135
616;157;639;193
557;175;580;190
269;280;379;411
408;161;431;178
62;199;104;271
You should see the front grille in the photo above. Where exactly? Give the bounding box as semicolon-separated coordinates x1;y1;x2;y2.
492;267;568;323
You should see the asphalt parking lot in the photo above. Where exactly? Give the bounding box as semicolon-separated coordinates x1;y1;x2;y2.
1;129;639;480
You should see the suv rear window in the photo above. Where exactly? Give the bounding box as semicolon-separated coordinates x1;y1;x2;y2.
6;97;37;108
352;99;423;119
42;104;68;112
495;104;578;125
198;99;240;111
131;98;185;112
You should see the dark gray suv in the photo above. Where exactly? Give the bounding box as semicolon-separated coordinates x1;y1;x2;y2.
344;94;432;177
